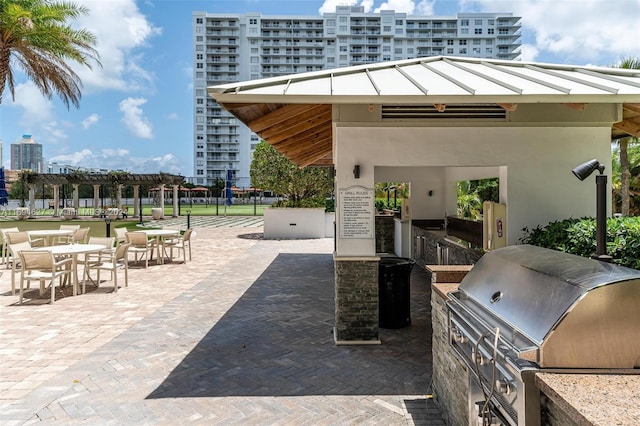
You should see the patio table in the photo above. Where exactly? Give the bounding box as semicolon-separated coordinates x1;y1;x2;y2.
35;244;107;295
27;229;74;246
132;229;180;265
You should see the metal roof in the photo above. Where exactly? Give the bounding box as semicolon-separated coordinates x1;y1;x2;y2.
208;56;640;167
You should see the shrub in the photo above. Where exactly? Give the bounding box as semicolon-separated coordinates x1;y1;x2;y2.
520;216;640;269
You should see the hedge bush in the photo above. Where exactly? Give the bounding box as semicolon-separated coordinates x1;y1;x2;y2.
520;216;640;269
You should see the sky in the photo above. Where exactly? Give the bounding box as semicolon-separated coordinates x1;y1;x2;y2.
1;0;639;176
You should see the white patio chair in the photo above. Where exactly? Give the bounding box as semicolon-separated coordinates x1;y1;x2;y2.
72;227;91;244
125;232;157;268
56;224;80;244
8;241;32;295
85;243;130;293
2;227;20;266
18;250;73;304
166;228;194;263
114;227;128;246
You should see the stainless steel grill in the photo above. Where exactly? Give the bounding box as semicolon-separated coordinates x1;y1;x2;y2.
446;244;640;426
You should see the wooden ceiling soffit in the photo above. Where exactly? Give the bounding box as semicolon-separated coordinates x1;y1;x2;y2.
293;142;334;168
612;103;640;138
256;108;332;142
277;135;332;161
270;127;332;152
248;104;328;133
613;119;640;138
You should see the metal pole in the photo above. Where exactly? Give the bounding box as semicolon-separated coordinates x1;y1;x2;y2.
254;188;257;216
187;211;191;229
594;175;612;262
105;219;111;237
139;195;143;225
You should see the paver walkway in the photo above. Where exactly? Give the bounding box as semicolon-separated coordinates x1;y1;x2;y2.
0;225;443;425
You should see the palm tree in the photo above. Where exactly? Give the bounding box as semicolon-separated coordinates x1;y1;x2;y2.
0;0;100;109
613;57;640;216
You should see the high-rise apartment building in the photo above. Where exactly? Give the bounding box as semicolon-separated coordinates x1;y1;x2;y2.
192;6;521;187
11;134;44;172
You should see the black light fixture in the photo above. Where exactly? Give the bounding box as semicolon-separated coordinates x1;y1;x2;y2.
571;159;612;263
353;164;360;179
104;217;112;238
186;209;192;229
571;159;604;181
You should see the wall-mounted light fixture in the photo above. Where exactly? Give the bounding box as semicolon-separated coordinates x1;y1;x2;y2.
428;190;433;197
353;164;360;179
571;159;612;262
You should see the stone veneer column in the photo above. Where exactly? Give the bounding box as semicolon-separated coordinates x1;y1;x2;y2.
333;256;380;344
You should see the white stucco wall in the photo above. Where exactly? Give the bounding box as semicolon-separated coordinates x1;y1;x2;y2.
334;125;612;257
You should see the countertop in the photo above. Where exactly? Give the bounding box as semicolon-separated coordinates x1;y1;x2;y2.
431;282;460;300
536;373;640;425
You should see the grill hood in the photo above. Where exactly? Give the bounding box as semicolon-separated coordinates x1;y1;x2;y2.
454;244;640;369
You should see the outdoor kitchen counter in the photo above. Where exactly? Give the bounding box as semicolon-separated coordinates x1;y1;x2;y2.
431;283;640;426
536;373;640;426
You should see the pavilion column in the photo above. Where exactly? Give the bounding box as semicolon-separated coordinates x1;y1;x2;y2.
116;184;123;211
53;184;60;217
172;185;179;217
93;185;100;217
28;185;36;218
159;184;165;219
133;185;140;218
72;184;79;212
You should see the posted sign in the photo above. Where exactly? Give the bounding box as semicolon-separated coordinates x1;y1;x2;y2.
338;186;374;239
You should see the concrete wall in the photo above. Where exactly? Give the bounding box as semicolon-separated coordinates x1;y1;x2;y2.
334;124;612;256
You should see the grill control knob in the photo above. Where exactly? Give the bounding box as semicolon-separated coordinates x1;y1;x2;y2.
496;379;513;395
452;330;468;344
471;348;487;365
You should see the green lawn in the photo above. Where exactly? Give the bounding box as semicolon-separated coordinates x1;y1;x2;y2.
3;203;268;218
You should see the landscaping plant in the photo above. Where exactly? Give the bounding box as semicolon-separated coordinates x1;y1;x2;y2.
520;216;640;269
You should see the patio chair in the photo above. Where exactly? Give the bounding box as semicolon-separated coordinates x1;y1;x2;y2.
85;243;130;293
1;227;20;266
56;224;80;244
83;237;116;280
166;228;193;263
125;232;157;268
72;227;91;244
114;227;128;246
8;241;32;295
18;250;73;304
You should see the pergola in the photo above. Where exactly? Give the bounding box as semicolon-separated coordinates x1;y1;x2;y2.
22;172;185;219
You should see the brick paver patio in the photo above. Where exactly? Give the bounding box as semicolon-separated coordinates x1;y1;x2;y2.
0;224;443;425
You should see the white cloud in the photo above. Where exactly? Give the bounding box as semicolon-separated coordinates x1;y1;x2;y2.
72;0;161;93
8;82;55;127
167;113;178;120
49;149;182;174
461;0;640;65
119;97;153;139
82;113;100;129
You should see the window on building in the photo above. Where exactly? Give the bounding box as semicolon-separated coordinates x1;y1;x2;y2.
197;170;203;175
383;26;391;32
460;19;469;26
473;39;481;45
461;28;469;34
196;45;203;51
196;89;204;96
446;48;454;54
475;19;483;25
196;63;203;68
396;19;404;26
459;48;467;54
196;36;203;42
196;72;203;78
394;48;402;54
196;152;204;158
459;39;467;45
195;27;202;34
196;18;203;24
447;39;454;45
488;20;495;25
339;26;347;32
473;48;481;54
474;28;482;34
395;28;403;35
486;47;493;54
249;18;257;25
196;98;204;104
327;19;335;26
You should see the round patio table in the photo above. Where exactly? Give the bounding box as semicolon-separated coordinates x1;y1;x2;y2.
35;244;107;295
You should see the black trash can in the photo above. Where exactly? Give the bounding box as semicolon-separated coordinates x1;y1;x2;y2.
378;256;416;329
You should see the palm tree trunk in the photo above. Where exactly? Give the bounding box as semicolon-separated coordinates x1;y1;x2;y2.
620;138;630;216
